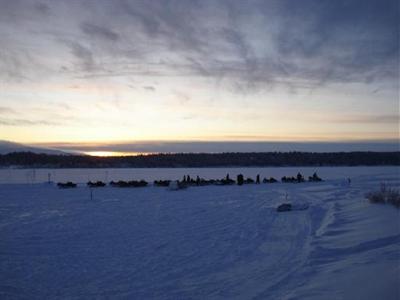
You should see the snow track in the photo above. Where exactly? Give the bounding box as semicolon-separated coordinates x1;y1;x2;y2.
0;170;399;299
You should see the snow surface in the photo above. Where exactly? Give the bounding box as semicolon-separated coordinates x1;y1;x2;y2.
0;168;399;299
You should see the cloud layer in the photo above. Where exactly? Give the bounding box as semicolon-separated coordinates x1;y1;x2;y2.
0;0;398;143
1;0;398;86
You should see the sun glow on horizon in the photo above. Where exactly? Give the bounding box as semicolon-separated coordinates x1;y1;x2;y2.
84;151;154;157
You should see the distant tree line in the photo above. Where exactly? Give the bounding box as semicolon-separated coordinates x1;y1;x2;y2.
0;151;399;168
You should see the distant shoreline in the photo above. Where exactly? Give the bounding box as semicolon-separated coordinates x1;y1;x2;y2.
2;166;400;170
1;151;399;168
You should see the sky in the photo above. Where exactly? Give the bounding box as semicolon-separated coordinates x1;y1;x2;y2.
0;0;399;154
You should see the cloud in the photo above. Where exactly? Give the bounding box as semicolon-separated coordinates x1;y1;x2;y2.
173;91;191;105
269;0;399;84
333;115;400;124
34;2;50;15
80;22;119;42
0;118;60;126
67;42;96;72
0;106;15;114
0;0;398;90
0;102;77;127
0;47;31;81
143;86;155;91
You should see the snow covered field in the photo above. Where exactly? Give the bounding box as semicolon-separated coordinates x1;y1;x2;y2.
0;168;399;299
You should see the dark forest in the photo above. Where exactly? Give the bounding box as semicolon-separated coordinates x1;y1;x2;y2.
1;151;399;168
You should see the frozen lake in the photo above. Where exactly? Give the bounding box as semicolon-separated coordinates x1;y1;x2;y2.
0;166;398;184
0;168;399;299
